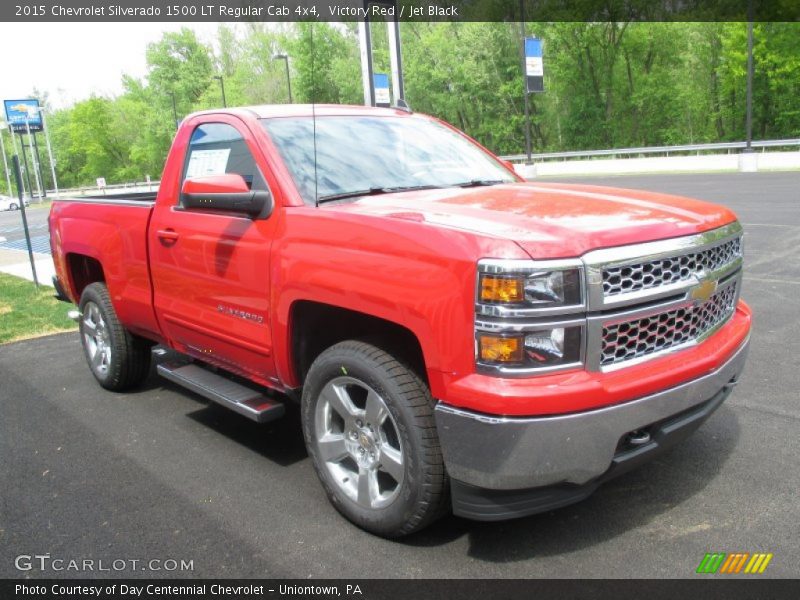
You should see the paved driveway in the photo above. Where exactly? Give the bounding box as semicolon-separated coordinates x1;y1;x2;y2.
1;172;798;578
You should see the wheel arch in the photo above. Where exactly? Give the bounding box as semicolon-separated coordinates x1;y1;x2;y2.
287;300;431;390
65;253;106;302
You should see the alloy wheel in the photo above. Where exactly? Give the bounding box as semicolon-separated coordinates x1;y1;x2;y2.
82;301;112;377
314;376;405;509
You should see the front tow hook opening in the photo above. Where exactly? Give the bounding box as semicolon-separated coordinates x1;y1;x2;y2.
616;428;654;454
626;430;652;447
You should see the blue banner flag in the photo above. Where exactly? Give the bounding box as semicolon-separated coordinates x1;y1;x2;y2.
524;38;544;93
374;73;391;107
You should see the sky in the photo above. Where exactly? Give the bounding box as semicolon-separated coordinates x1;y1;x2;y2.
0;22;225;110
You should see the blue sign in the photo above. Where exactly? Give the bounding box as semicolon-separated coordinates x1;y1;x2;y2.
525;38;543;61
4;99;43;133
373;73;391;107
524;38;544;93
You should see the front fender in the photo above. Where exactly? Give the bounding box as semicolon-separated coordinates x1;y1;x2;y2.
271;207;527;397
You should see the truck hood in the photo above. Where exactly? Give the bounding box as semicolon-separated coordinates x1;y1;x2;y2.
330;182;737;259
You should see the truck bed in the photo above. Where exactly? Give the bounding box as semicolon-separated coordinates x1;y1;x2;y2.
49;194;159;340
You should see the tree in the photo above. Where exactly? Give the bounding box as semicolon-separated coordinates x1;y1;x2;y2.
146;28;214;120
286;23;357;104
28;21;800;190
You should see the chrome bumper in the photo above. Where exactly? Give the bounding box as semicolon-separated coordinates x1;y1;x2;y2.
435;338;749;491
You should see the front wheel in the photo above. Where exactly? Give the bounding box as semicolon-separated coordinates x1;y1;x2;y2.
9;203;18;211
301;341;449;537
79;282;151;391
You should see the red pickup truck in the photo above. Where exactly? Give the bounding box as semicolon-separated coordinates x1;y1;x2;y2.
49;105;751;537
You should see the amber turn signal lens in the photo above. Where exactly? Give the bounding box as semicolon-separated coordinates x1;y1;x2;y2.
480;275;524;303
478;334;524;363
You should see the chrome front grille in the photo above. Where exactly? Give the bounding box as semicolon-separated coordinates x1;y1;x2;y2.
602;237;742;297
600;281;738;367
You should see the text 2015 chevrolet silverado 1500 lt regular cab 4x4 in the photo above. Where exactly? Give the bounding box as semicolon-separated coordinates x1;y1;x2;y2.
49;105;751;537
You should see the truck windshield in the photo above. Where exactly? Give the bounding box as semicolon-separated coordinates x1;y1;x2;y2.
262;116;517;205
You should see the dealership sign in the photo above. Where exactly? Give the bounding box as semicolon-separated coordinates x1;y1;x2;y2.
3;99;43;133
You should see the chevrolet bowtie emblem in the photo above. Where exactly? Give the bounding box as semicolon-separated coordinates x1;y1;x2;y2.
690;279;718;303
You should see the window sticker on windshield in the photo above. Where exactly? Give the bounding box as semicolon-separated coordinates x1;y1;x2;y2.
186;148;231;178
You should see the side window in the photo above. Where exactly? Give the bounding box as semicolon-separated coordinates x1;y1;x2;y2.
183;123;258;188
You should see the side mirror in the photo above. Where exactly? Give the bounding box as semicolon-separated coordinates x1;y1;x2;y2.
181;174;273;218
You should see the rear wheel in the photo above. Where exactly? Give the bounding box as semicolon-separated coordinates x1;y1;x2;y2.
9;202;18;211
79;282;151;391
301;341;449;537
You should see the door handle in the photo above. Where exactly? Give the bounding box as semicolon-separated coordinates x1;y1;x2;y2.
157;229;179;245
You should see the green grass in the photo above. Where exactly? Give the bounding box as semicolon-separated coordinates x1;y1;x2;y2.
0;272;76;344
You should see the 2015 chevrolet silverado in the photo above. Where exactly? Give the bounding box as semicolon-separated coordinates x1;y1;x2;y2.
50;105;751;537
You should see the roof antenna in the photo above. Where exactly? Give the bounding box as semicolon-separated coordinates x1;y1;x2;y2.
395;98;412;113
311;22;319;208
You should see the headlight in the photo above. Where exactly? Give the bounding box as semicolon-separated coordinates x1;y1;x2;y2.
476;258;586;376
480;275;524;304
524;326;582;366
477;259;584;315
477;326;584;371
524;269;582;306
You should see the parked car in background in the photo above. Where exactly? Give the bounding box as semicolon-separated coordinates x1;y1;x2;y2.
0;194;30;211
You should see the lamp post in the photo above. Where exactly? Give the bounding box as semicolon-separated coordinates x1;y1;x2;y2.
24;111;43;200
745;20;754;153
272;54;293;104
168;92;179;129
519;0;532;164
213;75;227;108
6;123;27;198
30;106;59;198
0;121;12;197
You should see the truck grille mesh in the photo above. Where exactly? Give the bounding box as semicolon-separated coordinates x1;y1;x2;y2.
601;282;738;366
602;237;742;297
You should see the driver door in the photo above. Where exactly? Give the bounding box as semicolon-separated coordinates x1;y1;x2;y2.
149;116;280;382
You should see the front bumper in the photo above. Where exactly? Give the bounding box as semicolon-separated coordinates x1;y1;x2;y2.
434;337;749;520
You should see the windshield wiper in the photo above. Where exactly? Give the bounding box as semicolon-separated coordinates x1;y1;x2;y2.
316;184;444;205
453;179;507;188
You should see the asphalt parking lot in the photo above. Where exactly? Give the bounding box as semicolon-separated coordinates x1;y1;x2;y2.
1;172;798;578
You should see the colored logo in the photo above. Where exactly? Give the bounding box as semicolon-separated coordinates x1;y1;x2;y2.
8;103;32;113
696;552;773;574
690;279;718;304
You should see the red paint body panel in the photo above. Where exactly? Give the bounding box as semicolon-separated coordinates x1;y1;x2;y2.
49;200;161;341
49;106;751;417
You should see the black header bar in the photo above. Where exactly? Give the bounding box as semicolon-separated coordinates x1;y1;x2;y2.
2;0;800;22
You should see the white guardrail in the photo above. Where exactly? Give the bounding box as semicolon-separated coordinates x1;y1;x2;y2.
502;139;800;177
500;138;800;162
59;180;161;197
29;180;160;201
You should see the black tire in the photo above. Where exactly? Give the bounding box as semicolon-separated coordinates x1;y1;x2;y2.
9;203;18;211
301;340;449;537
78;282;151;391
